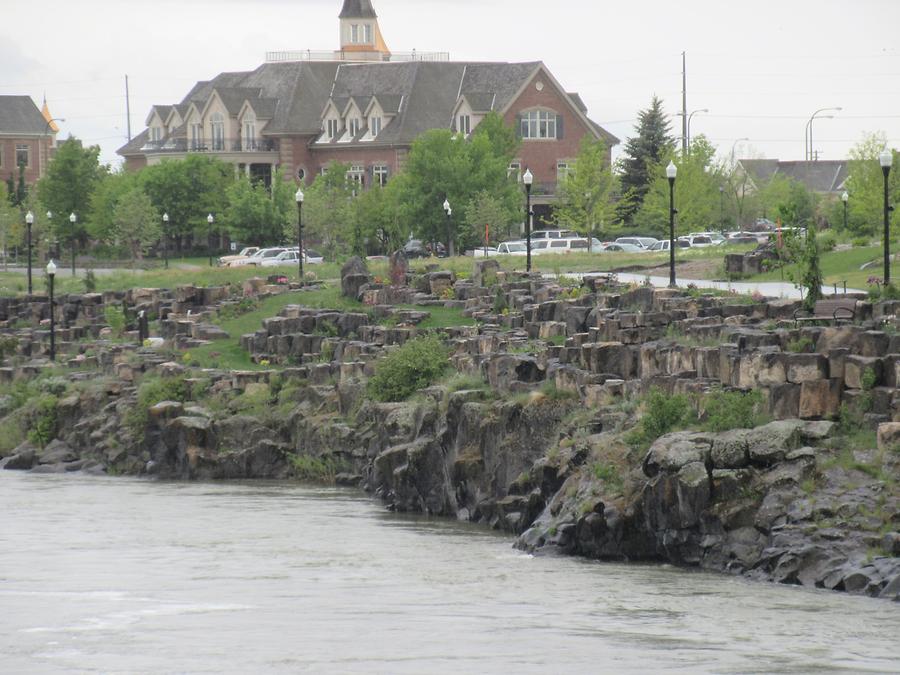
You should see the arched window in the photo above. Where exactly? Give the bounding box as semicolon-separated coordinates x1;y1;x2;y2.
210;112;225;151
243;113;256;151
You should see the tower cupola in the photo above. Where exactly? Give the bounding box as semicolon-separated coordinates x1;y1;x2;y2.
339;0;390;59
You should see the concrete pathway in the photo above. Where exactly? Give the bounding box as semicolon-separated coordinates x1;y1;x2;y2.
552;271;865;300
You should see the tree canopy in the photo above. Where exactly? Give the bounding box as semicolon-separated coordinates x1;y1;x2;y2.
555;136;617;240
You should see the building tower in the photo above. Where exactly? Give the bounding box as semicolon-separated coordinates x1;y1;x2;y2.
338;0;391;60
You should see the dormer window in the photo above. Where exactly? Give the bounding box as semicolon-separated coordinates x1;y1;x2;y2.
458;115;471;136
150;126;162;142
349;23;373;44
349;118;361;137
243;113;257;151
327;118;340;139
210;112;225;151
370;116;382;136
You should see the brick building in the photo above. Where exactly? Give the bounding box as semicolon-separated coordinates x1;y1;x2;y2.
0;96;60;190
118;0;617;220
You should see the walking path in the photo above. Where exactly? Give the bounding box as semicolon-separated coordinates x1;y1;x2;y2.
553;271;865;301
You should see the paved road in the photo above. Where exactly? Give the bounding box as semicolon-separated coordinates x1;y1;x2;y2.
554;271;865;300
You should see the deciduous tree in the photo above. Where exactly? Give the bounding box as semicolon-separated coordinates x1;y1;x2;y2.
555;137;617;242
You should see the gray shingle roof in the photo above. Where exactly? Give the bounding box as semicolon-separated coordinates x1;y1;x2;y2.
339;0;377;18
0;96;51;135
740;159;848;194
120;59;619;155
117;128;149;155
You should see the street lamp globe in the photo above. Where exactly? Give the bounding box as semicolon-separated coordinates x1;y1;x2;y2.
841;191;849;203
26;211;34;225
443;198;450;213
522;169;533;187
666;161;678;180
46;211;52;220
162;212;169;223
46;259;57;276
295;188;304;204
207;214;214;224
880;148;894;169
69;213;76;224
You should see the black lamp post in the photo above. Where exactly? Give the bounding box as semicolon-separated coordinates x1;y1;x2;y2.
443;198;452;258
46;211;59;260
719;186;725;234
162;213;169;269
25;210;33;295
295;188;304;282
207;214;214;267
666;160;678;288
46;259;56;361
68;213;77;276
841;191;849;232
881;148;893;285
523;168;533;272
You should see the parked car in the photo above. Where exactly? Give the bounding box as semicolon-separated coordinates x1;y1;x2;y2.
647;239;691;252
688;232;727;245
682;235;715;248
531;229;578;240
615;236;659;249
260;250;299;267
600;242;644;253
471;241;528;257
226;247;287;267
218;246;259;266
304;249;325;264
400;239;447;258
529;237;593;254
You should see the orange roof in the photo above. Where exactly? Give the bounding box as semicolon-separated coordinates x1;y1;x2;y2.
41;97;59;133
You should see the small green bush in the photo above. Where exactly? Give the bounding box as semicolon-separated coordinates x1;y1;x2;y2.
787;336;815;353
125;375;189;432
851;237;870;248
104;303;127;337
367;335;450;402
592;461;623;490
27;394;58;448
818;230;838;252
83;269;97;293
290;454;349;482
702;389;765;432
627;388;694;449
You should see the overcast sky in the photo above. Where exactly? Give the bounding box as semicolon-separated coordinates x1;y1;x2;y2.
3;0;898;168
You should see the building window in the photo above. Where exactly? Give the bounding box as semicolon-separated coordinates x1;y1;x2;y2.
191;123;203;150
15;144;30;168
557;161;572;181
210;113;225;151
508;161;521;181
520;110;557;139
0;145;4;168
373;164;389;187
347;165;365;186
364;24;373;43
350;24;359;43
349;118;360;137
149;126;162;142
327;118;340;139
458;115;471;135
370;116;382;136
243;114;256;150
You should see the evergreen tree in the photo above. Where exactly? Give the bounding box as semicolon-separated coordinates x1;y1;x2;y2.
616;96;674;226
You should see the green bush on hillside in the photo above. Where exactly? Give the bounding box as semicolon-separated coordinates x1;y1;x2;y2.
126;375;190;432
367;335;450;402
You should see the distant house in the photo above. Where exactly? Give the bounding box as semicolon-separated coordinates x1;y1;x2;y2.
0;96;60;189
737;159;849;196
118;0;617;222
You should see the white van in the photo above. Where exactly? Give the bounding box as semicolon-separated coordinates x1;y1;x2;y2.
530;237;592;255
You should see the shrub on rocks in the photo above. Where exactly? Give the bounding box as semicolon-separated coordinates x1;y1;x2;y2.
126;374;190;432
367;335;450;402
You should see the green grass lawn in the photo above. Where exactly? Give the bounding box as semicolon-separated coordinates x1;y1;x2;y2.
746;245;884;290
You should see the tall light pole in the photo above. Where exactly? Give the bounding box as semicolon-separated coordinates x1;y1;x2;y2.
881;148;893;285
523;169;533;272
666;161;678;288
25;211;33;295
841;191;849;232
162;212;169;269
46;259;56;361
207;214;214;267
295;188;304;281
686;108;708;151
68;213;77;276
806;107;841;162
719;186;725;234
443;198;452;257
730;137;749;165
46;211;58;260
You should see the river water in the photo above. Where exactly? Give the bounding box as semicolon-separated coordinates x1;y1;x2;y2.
1;473;898;674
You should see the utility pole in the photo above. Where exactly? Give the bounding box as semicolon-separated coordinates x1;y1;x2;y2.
681;52;687;156
125;75;132;142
